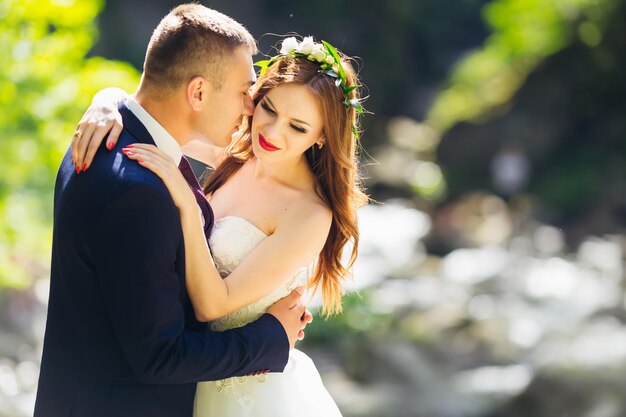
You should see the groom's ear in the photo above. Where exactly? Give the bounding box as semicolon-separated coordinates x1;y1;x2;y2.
187;76;209;112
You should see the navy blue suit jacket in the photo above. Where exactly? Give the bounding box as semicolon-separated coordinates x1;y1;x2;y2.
34;102;289;417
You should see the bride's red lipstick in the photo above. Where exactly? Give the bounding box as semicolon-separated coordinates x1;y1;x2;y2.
258;134;281;151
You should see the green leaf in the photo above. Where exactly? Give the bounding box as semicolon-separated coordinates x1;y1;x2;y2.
352;125;360;140
322;40;347;84
322;40;340;63
254;59;271;68
254;59;272;77
343;85;359;95
320;70;339;78
350;99;364;113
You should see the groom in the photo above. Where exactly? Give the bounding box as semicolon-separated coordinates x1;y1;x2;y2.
35;4;308;417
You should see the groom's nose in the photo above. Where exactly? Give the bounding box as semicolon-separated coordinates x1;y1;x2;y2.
242;92;254;116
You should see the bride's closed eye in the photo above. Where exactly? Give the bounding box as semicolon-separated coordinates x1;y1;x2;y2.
290;124;307;134
260;101;307;134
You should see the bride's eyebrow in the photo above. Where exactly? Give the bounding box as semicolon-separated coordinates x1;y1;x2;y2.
265;96;311;127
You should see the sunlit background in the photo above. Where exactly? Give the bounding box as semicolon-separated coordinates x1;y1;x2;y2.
1;0;625;416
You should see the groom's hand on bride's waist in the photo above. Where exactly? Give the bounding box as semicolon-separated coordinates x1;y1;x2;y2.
246;369;270;376
299;308;313;341
266;286;311;349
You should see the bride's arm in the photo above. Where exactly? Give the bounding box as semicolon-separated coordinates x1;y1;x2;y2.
123;144;331;322
72;87;129;172
183;200;330;322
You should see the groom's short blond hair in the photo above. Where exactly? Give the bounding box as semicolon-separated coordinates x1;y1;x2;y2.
143;4;256;93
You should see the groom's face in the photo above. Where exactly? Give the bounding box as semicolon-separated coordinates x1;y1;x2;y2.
198;46;256;147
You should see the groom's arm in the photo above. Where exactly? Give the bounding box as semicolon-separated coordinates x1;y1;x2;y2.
93;184;290;384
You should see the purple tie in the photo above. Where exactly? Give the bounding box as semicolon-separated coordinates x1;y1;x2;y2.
178;156;214;239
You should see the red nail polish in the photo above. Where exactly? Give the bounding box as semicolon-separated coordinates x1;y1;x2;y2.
76;165;81;174
138;159;144;163
106;142;113;150
83;164;87;171
126;144;134;148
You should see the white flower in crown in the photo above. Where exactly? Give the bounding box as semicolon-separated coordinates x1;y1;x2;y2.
279;37;299;55
325;55;335;65
296;36;316;55
309;44;327;63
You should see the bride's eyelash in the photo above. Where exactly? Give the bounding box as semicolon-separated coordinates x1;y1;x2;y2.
261;100;307;134
290;124;306;134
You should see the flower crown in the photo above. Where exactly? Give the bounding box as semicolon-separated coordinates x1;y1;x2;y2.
255;36;364;138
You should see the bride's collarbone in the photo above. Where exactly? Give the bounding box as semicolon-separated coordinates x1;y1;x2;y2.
210;186;322;235
209;164;323;230
214;172;315;206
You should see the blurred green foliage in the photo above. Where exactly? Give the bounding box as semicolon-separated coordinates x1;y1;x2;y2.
427;0;618;133
0;0;139;288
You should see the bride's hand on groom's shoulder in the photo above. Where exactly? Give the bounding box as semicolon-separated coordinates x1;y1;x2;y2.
72;87;127;173
122;144;197;212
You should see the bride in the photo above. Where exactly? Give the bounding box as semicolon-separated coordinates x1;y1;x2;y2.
73;36;367;416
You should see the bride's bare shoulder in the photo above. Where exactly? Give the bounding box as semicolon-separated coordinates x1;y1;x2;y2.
278;189;332;235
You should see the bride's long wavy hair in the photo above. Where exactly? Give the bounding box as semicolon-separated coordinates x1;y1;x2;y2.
203;49;368;316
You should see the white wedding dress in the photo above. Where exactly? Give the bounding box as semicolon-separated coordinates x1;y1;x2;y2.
193;216;343;417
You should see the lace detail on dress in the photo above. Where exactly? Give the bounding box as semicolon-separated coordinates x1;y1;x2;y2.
206;216;309;410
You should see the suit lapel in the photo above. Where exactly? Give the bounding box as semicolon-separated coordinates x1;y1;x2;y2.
118;100;158;146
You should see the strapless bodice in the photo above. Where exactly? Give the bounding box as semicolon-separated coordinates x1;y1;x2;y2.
208;216;308;332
